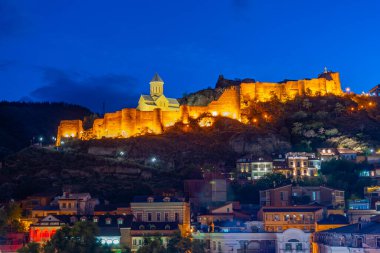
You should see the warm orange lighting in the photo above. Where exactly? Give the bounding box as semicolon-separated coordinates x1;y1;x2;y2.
253;118;258;123
211;111;218;117
350;107;355;111
345;87;351;93
369;102;373;106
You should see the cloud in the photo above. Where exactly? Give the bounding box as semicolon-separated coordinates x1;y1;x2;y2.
30;68;140;112
0;1;22;38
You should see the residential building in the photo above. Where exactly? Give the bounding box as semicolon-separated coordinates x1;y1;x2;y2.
130;222;178;252
31;192;99;217
0;233;26;253
196;202;250;226
192;227;311;253
313;219;380;252
348;199;371;210
129;196;190;251
260;185;345;209
20;193;55;215
236;157;273;180
29;214;133;248
258;206;324;232
184;173;227;207
286;152;321;177
317;148;358;161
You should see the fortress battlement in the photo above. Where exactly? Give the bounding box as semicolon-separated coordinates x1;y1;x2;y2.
56;70;343;145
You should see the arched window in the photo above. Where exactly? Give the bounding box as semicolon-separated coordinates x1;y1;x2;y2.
165;224;171;230
139;225;145;230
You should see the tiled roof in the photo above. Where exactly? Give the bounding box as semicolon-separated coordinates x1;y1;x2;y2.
131;222;178;231
261;206;323;213
131;196;183;203
32;205;60;211
34;214;133;228
141;95;155;102
317;221;380;234
317;214;349;225
151;73;163;82
167;98;179;105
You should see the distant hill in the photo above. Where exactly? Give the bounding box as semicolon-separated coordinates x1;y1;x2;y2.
0;102;92;157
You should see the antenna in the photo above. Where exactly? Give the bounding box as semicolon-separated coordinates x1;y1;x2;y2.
324;67;328;74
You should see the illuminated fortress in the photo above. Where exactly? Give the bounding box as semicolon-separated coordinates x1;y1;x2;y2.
56;70;343;145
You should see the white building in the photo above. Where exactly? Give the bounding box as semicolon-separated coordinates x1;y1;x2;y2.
192;228;311;253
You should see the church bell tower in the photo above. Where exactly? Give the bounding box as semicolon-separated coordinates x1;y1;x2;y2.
150;73;164;98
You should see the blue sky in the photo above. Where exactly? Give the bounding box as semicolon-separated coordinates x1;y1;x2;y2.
1;0;380;112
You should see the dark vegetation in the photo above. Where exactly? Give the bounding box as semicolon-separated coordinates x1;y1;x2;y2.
0;102;92;158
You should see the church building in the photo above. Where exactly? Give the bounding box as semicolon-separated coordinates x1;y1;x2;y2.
137;73;180;111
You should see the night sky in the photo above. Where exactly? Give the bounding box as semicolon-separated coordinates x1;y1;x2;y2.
1;0;380;112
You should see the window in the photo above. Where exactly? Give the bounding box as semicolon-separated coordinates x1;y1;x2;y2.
165;225;171;230
133;239;137;245
175;212;179;222
137;213;142;222
93;217;98;223
376;237;380;248
80;217;86;222
164;212;169;222
62;203;67;208
139;225;145;230
105;218;111;225
157;213;161;221
147;213;152;221
68;203;72;208
213;241;216;251
296;243;302;251
117;218;123;225
217;241;221;251
280;192;287;201
274;215;280;221
357;237;363;248
285;243;292;251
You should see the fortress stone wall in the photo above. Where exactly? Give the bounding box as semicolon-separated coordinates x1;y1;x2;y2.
56;71;342;145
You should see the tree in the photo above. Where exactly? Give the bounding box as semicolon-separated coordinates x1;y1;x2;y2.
44;221;111;253
17;242;41;253
255;173;291;190
137;237;166;253
0;201;24;235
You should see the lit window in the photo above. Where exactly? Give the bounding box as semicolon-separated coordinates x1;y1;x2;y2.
117;218;123;225
105;218;111;225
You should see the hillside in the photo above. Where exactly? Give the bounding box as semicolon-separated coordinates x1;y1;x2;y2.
1;94;380;203
0;102;92;157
